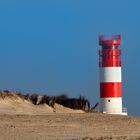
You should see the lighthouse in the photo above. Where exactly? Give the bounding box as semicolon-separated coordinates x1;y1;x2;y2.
98;35;127;115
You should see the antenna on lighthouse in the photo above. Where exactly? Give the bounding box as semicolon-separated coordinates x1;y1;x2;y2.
98;35;127;115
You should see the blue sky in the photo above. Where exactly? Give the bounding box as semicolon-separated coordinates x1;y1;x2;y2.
0;0;140;115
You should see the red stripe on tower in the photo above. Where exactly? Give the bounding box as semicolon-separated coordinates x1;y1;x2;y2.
98;35;127;115
100;82;122;98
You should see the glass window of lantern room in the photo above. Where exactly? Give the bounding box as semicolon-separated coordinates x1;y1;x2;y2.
119;50;122;66
99;52;102;67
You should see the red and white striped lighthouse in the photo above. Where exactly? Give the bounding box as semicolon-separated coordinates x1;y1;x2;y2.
98;35;127;115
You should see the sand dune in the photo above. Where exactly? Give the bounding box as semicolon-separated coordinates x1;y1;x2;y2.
0;92;84;115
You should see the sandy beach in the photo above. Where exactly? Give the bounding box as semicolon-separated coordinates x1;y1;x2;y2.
0;113;140;140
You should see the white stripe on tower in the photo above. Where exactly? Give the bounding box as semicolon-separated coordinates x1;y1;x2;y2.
100;98;122;114
100;67;122;82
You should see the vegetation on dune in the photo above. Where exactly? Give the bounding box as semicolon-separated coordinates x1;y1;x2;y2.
0;90;99;112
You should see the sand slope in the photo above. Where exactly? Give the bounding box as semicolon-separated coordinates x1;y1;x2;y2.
0;93;84;115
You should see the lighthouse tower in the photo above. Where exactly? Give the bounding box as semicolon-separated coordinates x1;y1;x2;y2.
98;35;127;115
